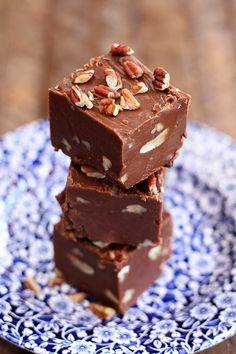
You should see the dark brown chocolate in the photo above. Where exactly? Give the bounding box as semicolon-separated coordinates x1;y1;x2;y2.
53;211;173;314
49;49;190;188
57;163;164;246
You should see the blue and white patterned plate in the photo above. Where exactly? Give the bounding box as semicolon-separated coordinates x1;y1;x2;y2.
0;120;236;354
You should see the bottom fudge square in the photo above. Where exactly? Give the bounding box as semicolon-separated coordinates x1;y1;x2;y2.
53;211;173;314
58;162;164;246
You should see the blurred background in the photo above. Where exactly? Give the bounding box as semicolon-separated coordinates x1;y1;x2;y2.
0;2;235;353
0;0;235;137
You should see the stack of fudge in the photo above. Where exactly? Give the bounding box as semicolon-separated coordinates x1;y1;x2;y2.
49;44;190;314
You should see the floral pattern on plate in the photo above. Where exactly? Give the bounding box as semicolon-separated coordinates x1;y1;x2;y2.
0;120;236;354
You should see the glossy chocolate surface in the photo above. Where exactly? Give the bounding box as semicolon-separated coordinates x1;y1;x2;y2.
57;163;164;246
49;51;190;188
53;211;173;313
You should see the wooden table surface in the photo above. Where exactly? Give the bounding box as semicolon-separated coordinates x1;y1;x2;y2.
0;0;236;353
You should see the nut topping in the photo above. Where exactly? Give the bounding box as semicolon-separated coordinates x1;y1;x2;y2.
68;292;86;302
87;90;94;101
148;245;162;260
140;128;169;154
122;289;135;304
118;265;130;282
48;277;64;288
147;175;158;195
99;98;122;117
71;85;93;109
48;271;64;287
61;138;71;152
102;155;112;171
151;122;164;134
104;68;122;90
76;196;90;204
120;88;140;110
105;289;119;304
119;174;128;183
81;165;106;179
122;204;147;214
68;254;95;275
24;276;41;293
89;303;116;320
110;43;134;56
122;60;143;79
81;140;91;151
153;67;170;91
115;72;123;90
94;84;120;99
107;251;116;260
93;241;108;248
74;69;95;84
131;82;148;95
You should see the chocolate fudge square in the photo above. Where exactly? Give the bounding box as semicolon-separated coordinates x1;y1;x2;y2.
57;163;164;246
53;211;173;314
49;44;190;188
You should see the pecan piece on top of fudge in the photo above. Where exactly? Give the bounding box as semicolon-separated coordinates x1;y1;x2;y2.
49;44;190;189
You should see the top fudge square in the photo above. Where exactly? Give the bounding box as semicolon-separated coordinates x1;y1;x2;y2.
49;44;190;188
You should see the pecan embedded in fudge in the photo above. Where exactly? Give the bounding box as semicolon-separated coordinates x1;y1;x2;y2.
53;211;173;314
57;163;164;246
49;45;191;188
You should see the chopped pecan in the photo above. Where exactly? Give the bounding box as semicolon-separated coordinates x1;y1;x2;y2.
24;276;41;293
104;68;122;90
107;250;116;260
131;81;148;95
68;254;95;274
153;67;170;90
147;175;158;195
48;277;63;287
115;72;123;90
110;43;134;56
74;69;95;84
122;204;147;214
94;84;120;99
140;128;169;153
89;56;103;67
120;88;140;110
87;90;94;101
48;272;64;287
81;165;106;179
122;61;143;79
99;98;121;117
89;303;116;320
102;155;112;171
68;292;86;302
71;86;93;109
70;87;79;103
83;63;91;70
